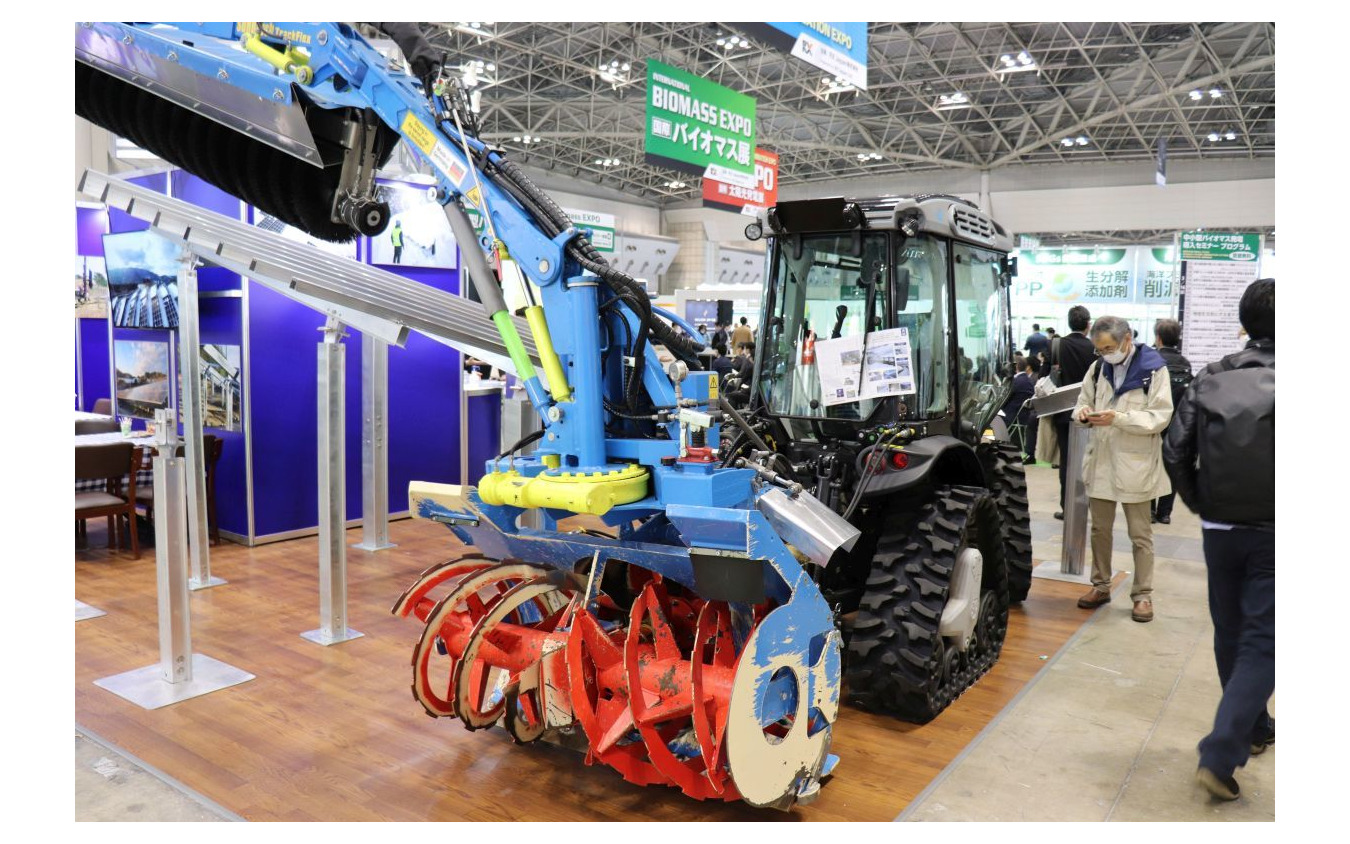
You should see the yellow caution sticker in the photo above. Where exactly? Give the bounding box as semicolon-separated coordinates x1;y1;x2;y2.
401;113;438;155
465;186;483;208
709;373;719;400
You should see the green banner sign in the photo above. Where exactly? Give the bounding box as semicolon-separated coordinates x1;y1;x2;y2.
1179;232;1260;262
645;60;756;185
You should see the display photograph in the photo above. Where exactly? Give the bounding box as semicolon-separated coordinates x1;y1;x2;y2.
75;256;108;319
368;180;457;268
113;338;170;419
200;344;242;431
103;230;180;329
253;210;359;261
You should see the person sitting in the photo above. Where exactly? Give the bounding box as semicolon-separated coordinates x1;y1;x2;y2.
710;342;735;384
1001;357;1038;462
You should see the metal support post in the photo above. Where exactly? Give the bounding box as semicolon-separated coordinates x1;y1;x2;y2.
302;318;364;646
1060;422;1092;576
502;391;543;530
179;251;225;590
95;411;253;708
353;337;395;551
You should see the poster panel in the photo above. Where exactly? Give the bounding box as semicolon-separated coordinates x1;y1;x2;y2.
703;148;779;214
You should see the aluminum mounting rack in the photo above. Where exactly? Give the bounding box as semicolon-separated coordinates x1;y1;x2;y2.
78;168;540;375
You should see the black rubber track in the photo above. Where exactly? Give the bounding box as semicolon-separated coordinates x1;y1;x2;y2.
977;441;1034;602
845;486;1010;723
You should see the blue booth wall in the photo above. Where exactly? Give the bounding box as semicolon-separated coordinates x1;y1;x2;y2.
78;169;466;541
247;235;464;537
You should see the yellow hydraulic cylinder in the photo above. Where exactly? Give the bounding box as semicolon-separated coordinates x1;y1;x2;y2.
523;305;572;402
243;34;313;84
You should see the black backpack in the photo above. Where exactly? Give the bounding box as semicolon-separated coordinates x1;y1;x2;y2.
1165;358;1193;407
1193;346;1274;524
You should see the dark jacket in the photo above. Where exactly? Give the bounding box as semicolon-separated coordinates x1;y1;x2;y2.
1024;331;1050;360
1001;372;1034;423
1163;338;1274;527
711;354;735;382
1041;331;1097;387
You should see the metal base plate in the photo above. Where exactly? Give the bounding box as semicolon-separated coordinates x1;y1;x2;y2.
1031;559;1094;584
300;628;365;647
351;541;397;551
189;575;228;591
75;600;107;622
94;654;254;710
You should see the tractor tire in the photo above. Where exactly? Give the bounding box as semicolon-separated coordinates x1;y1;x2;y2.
979;440;1034;603
845;486;1010;723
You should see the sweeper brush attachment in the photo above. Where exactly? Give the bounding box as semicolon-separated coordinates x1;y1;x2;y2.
75;34;398;242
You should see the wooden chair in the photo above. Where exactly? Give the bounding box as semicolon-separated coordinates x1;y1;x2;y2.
75;442;142;559
136;434;224;544
76;418;120;435
92;398;113;415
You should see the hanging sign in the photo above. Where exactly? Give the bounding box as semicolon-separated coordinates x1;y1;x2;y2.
645;60;757;187
1015;248;1133;303
737;23;869;90
1179;232;1260;262
702;148;779;214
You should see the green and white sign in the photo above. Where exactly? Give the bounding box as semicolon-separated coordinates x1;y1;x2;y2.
562;208;615;254
645;60;757;187
1179;232;1260;262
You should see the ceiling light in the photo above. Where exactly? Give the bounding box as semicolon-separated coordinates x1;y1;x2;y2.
936;92;971;110
996;52;1038;74
513;136;521;142
1189;90;1203;101
486;63;495;72
1225;130;1236;141
665;180;687;189
1210;88;1222;98
1061;138;1074;147
621;63;630;71
1076;135;1088;146
1207;132;1219;142
717;38;726;46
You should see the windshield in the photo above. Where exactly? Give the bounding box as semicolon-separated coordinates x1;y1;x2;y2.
759;232;949;424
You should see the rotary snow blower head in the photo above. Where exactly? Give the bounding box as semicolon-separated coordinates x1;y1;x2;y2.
75;30;399;242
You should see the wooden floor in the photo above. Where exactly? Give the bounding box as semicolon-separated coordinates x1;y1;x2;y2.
76;518;1094;821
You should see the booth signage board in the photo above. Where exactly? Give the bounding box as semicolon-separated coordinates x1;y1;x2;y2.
702;148;779;214
1179;232;1262;373
645;60;757;187
751;22;869;91
561;208;616;254
1015;248;1133;303
1179;232;1260;262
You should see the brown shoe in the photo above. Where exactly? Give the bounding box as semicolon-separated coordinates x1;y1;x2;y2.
1077;588;1111;609
1132;600;1154;622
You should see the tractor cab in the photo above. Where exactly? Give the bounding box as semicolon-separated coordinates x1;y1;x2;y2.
750;196;1016;445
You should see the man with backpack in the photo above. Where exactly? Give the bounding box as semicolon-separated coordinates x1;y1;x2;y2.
1071;316;1173;623
1152;319;1193;524
1163;279;1275;802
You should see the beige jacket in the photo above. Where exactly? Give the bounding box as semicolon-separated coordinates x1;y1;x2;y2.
1074;357;1174;503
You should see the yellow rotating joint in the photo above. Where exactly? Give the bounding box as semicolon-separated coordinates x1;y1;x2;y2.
478;465;648;516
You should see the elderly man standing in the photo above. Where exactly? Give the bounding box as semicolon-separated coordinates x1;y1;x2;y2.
1072;315;1174;622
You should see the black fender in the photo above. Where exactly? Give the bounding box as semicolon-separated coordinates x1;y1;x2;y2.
855;435;988;501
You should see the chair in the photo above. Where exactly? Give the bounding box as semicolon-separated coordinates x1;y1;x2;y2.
92;398;113;415
76;418;120;435
75;442;142;559
136;434;224;544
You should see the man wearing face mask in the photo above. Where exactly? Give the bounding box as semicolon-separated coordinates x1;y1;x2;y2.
1071;316;1174;623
